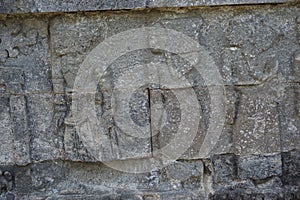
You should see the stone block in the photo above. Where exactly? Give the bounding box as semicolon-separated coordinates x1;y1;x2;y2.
0;4;299;199
282;150;300;186
0;67;29;165
238;154;282;180
0;96;14;165
211;154;237;184
101;88;152;161
151;85;225;160
0;17;50;93
10;95;30;165
0;169;13;195
0;0;291;14
277;84;300;152
26;94;61;161
165;160;203;181
233;86;281;155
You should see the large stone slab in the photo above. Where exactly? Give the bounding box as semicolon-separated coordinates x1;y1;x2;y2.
0;0;294;14
47;6;300;164
233;85;281;155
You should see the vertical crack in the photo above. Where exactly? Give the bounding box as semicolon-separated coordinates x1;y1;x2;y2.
148;87;153;156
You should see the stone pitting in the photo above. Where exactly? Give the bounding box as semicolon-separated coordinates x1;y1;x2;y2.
0;2;299;199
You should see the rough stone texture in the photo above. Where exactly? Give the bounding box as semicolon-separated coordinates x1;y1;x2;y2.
238;154;282;180
211;154;237;184
1;152;299;199
0;0;295;14
0;1;299;199
282;150;300;186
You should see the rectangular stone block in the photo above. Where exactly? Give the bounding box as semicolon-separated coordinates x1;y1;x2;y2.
233;86;281;155
50;14;107;90
166;160;204;181
238;154;282;180
27;94;61;161
0;0;292;14
10;95;30;165
151;85;226;160
281;150;300;186
211;154;237;184
0;67;30;165
63;124;94;162
0;96;14;165
0;17;50;93
63;87;152;162
207;85;238;156
101;88;152;161
277;84;300;152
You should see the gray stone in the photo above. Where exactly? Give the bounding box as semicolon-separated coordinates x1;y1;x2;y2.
0;170;13;194
238;154;282;180
165;160;203;181
293;49;300;82
277;85;300;152
0;2;299;199
223;15;280;85
88;86;152;161
0;67;29;165
27;94;61;162
148;0;292;8
0;0;294;14
0;96;14;165
63;124;95;162
0;17;50;93
297;16;300;44
153;17;203;40
10;95;30;165
211;154;237;184
282;150;300;186
233;86;281;155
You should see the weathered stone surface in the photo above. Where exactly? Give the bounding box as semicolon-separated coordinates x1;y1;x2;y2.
27;93;62;162
150;85;226;160
0;16;51;93
0;169;13;195
0;0;294;14
0;67;30;166
165;160;203;181
148;0;293;8
0;96;14;165
209;191;298;200
282;150;300;186
238;154;282;180
293;49;300;82
278;84;300;151
0;2;299;199
46;5;300;163
233;86;281;155
0;151;296;198
211;154;237;184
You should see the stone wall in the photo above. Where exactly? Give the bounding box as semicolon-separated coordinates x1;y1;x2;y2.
0;0;299;199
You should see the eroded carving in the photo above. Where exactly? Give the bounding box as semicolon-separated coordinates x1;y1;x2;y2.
0;67;29;165
0;21;39;64
0;170;13;194
224;15;280;85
